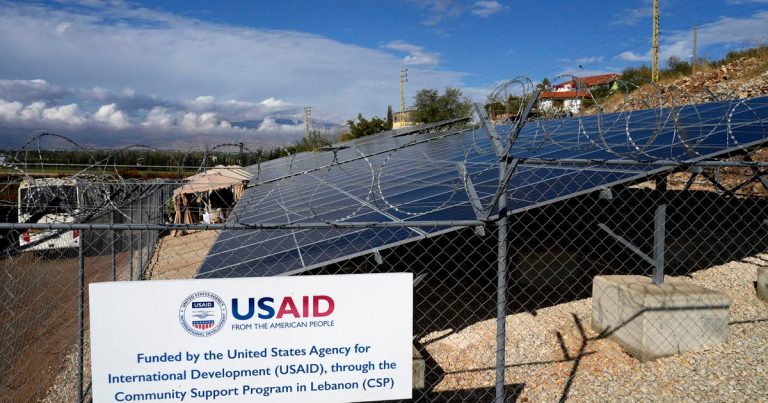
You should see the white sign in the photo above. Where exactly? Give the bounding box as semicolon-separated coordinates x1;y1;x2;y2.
89;273;413;402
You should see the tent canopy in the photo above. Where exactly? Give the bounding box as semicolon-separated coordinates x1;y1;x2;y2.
173;165;252;197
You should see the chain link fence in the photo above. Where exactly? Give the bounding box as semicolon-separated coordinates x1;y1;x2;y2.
1;167;767;401
1;92;768;402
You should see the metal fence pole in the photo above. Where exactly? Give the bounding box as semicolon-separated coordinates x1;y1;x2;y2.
495;162;509;403
111;211;116;282
653;203;667;285
139;229;144;281
129;228;134;281
77;231;85;402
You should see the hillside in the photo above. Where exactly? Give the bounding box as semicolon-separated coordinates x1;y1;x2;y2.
597;49;768;113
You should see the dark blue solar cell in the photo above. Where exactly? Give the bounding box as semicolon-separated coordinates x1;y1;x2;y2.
197;96;768;278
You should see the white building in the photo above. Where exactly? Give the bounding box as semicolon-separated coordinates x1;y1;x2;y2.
538;73;619;115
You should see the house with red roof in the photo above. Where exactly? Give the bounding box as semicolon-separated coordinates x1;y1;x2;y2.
538;73;619;115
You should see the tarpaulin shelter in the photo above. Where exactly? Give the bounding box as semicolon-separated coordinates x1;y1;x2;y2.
172;165;251;236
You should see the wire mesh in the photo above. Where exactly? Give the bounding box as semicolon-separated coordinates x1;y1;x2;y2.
1;90;768;402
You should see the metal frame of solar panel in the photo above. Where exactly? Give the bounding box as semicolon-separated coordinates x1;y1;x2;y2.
198;96;768;279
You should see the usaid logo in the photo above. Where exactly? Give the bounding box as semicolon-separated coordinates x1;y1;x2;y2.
179;291;227;337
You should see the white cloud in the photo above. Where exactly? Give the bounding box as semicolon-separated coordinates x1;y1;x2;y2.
619;51;652;62
0;79;70;104
610;6;653;26
41;104;85;126
618;11;768;65
471;1;506;17
414;0;464;26
0;2;466;128
192;96;215;106
0;99;23;121
574;56;605;65
55;21;72;35
19;101;46;121
384;41;441;66
0;2;478;147
93;103;129;129
143;106;174;129
259;97;289;108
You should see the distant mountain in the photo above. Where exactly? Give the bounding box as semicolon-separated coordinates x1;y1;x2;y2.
230;118;301;129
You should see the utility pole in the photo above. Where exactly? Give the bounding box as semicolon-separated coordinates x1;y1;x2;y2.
399;69;408;113
692;24;698;75
238;142;244;166
304;106;311;142
651;0;660;83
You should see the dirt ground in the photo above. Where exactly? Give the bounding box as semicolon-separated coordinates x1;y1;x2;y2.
0;249;132;402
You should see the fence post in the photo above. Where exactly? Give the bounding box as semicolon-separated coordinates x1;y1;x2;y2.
139;229;144;281
653;203;667;285
129;228;134;281
78;231;85;402
495;162;508;403
111;211;116;282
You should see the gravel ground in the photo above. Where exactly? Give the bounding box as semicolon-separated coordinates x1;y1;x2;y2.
41;244;768;401
421;254;768;402
144;230;219;280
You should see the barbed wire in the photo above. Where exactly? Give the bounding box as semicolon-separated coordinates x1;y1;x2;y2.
2;82;768;233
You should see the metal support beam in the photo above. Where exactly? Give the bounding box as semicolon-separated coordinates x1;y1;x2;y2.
598;203;667;285
683;170;700;191
473;103;504;157
700;171;736;197
597;224;655;266
456;162;487;236
0;220;487;231
514;157;768;168
483;158;520;221
506;90;540;149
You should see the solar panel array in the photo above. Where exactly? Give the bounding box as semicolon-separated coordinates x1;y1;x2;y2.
247;117;468;184
197;97;768;278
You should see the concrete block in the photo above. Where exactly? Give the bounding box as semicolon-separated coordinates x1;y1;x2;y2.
758;266;768;302
591;275;730;362
412;346;425;389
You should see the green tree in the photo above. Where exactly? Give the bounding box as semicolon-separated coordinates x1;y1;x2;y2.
341;113;388;141
412;87;472;124
537;78;551;91
386;105;393;130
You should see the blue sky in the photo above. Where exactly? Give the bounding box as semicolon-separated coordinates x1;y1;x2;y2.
1;0;767;147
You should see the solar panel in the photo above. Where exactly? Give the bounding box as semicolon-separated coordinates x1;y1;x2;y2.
247;118;469;184
197;96;768;278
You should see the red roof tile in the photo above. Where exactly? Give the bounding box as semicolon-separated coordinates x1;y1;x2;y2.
539;90;593;100
553;73;619;89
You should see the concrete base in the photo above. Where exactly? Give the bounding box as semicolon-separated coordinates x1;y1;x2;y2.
592;275;731;362
758;267;768;302
412;346;425;389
